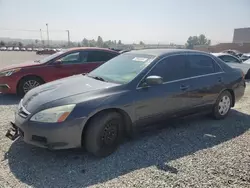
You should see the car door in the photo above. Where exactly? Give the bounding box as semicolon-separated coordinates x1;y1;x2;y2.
184;54;224;109
45;51;87;81
74;50;118;74
134;55;191;126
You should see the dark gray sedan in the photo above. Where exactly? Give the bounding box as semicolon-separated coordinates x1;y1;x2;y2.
6;49;246;157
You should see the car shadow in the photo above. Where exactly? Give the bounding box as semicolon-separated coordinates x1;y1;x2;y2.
4;110;250;187
0;94;21;105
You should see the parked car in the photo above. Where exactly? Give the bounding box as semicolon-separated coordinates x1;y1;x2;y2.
222;49;242;58
7;47;13;51
36;48;56;55
0;47;7;51
240;53;250;62
21;48;26;51
27;48;33;51
0;47;119;95
5;49;245;157
33;48;39;52
212;53;250;79
242;58;250;65
14;47;20;51
119;49;131;54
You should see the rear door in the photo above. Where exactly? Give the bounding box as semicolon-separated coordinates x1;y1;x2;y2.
76;50;118;73
135;55;191;126
185;54;224;109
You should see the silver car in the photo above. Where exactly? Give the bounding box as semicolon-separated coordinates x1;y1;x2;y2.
212;53;250;79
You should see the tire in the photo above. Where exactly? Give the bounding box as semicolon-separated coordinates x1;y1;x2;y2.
84;111;124;157
17;76;44;96
212;90;232;120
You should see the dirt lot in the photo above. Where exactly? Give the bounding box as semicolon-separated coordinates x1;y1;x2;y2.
0;52;249;188
0;51;47;67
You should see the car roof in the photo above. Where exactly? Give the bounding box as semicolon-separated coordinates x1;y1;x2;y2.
126;48;209;57
212;52;235;57
67;47;119;53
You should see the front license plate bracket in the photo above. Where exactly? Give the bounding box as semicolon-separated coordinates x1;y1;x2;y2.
5;122;20;141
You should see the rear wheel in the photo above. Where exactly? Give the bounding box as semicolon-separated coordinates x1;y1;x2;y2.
212;90;232;120
84;111;124;157
17;76;44;96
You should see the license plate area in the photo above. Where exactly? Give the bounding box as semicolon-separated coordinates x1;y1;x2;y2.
5;122;21;141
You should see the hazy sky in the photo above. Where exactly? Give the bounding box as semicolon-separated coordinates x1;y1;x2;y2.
0;0;249;44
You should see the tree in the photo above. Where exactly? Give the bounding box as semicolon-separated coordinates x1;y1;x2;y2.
18;42;23;48
118;40;122;45
103;42;109;48
139;41;145;46
89;39;96;47
186;34;211;49
77;42;81;47
0;41;5;46
35;39;39;44
82;38;89;47
97;36;104;47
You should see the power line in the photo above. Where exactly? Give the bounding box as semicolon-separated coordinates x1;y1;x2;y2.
0;28;68;33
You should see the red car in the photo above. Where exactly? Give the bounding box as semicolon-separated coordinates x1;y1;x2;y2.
0;47;119;95
36;48;57;55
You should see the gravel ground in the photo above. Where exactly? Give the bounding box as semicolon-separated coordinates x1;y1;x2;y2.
0;51;47;67
0;52;249;187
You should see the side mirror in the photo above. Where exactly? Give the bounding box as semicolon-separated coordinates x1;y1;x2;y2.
143;75;163;87
54;59;62;67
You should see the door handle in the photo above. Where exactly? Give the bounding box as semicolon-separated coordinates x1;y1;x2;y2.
180;85;189;91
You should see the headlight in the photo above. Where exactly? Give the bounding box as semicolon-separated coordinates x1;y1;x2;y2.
30;104;76;123
0;68;21;77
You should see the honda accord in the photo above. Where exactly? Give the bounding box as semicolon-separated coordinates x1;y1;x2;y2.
6;49;245;157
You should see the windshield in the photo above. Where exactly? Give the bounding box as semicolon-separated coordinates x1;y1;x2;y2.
38;50;67;63
88;53;155;84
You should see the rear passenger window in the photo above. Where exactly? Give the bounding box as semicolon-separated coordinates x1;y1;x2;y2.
88;51;117;62
148;55;188;82
187;55;215;77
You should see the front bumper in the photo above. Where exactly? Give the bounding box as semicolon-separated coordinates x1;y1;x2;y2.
0;76;18;94
6;112;87;150
0;84;11;93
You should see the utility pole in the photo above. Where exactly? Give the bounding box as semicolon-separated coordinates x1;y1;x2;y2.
46;23;49;47
40;29;43;47
66;30;70;47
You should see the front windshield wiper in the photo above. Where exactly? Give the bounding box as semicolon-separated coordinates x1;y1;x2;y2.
86;74;107;82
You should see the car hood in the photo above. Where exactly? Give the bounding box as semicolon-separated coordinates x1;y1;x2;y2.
0;61;41;72
22;75;119;112
226;62;250;74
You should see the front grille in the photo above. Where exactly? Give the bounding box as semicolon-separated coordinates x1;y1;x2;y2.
19;111;29;118
32;135;47;143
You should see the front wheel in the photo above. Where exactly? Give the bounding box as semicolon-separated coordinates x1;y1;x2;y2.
17;77;44;96
212;90;232;120
84;111;124;157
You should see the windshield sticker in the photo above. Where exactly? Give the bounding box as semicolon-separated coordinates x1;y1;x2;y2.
132;57;148;62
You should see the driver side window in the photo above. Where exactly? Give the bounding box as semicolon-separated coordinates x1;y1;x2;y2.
147;55;188;83
60;51;88;64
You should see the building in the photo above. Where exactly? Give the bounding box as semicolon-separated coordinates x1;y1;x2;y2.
233;27;250;43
